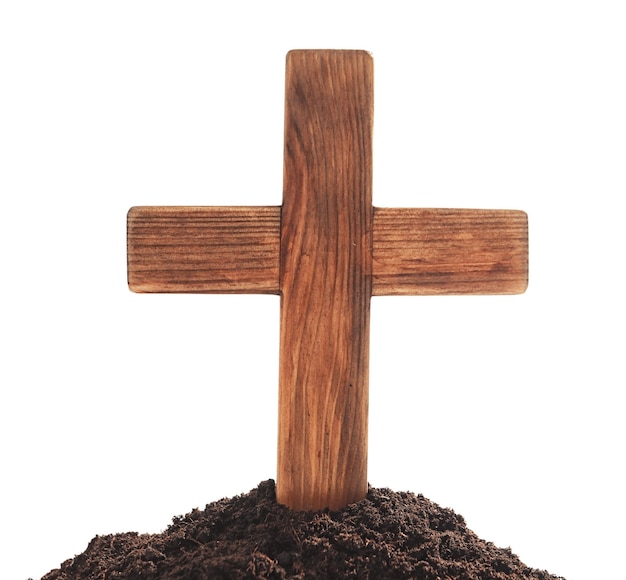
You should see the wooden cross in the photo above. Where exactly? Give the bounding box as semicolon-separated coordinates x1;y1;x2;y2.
127;50;528;511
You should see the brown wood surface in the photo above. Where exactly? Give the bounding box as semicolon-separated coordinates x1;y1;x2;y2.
372;208;528;296
127;206;280;294
126;49;529;512
277;50;373;511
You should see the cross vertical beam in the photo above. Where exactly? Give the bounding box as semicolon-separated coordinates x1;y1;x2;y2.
278;50;373;510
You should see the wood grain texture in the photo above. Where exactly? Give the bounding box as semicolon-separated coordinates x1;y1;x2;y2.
277;50;373;511
372;208;528;295
127;206;280;294
126;49;530;514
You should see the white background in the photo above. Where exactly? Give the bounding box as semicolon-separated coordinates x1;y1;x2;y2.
1;2;624;579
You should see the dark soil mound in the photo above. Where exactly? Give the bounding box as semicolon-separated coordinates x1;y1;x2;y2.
41;480;564;579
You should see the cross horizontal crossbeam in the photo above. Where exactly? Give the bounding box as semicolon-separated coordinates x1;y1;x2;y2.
128;206;527;295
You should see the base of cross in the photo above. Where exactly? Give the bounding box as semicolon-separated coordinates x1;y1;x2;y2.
127;50;528;511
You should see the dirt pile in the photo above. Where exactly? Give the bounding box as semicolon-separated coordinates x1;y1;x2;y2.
41;480;564;579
